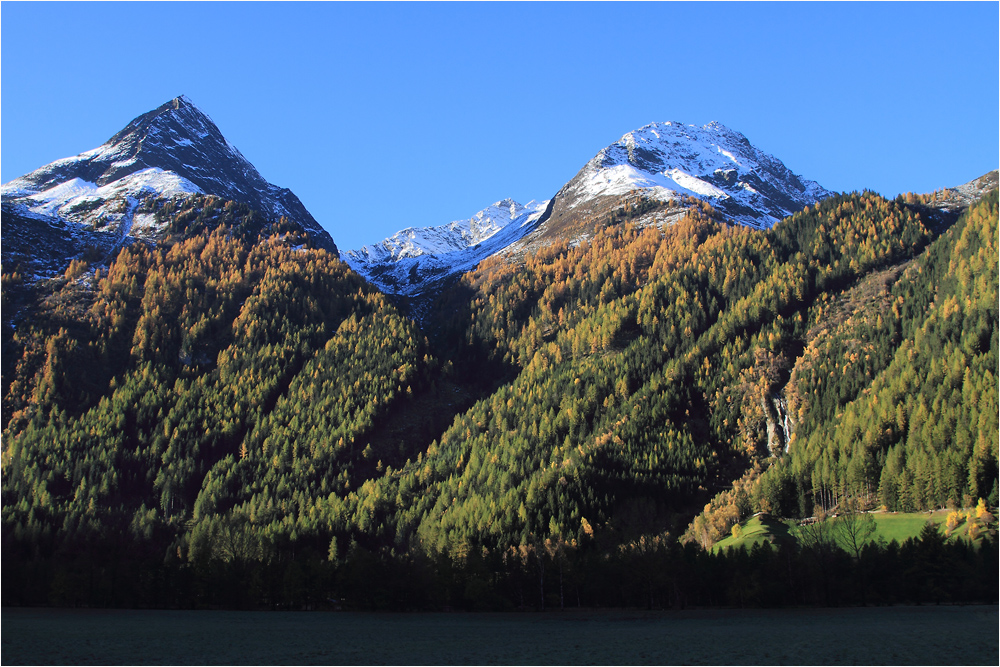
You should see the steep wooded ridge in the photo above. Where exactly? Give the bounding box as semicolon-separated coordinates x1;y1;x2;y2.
1;99;996;609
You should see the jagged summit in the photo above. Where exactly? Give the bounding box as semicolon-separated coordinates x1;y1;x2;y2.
4;95;333;248
97;95;247;187
8;96;240;195
498;119;835;255
561;120;832;228
2;96;336;277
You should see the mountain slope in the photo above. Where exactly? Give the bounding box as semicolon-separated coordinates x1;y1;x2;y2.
345;120;833;301
2;177;995;608
690;185;998;546
1;96;336;280
2;97;995;610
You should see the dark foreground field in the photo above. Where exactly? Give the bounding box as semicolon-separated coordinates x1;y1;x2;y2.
3;605;997;665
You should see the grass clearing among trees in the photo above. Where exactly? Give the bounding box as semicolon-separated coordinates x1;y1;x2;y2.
715;509;995;554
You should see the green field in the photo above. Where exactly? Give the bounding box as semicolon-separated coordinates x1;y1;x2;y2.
870;510;948;543
714;510;990;553
713;514;794;552
2;606;997;665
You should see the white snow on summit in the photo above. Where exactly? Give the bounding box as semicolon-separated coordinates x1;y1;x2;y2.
562;120;831;228
2;95;337;261
572;163;729;205
2;168;203;245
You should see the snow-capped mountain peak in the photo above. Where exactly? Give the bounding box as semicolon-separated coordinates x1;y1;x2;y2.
2;96;336;278
559;120;832;229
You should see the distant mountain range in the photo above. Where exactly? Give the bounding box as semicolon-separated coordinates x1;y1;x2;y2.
342;199;549;307
1;96;992;307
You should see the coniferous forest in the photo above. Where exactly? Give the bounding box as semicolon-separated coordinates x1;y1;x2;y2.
2;185;997;610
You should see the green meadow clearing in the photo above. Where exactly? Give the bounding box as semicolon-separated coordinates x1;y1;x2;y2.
712;510;989;553
3;605;997;665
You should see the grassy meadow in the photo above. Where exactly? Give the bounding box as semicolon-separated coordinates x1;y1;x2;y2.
3;606;997;665
713;510;989;553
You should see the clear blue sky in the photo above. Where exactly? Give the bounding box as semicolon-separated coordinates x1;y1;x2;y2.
3;2;997;251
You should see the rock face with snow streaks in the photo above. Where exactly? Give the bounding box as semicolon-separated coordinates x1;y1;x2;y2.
559;121;832;228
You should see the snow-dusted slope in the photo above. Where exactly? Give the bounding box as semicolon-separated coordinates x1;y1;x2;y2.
935;170;999;212
5;169;202;241
2;96;336;279
347;199;544;264
562;121;832;228
344;198;548;299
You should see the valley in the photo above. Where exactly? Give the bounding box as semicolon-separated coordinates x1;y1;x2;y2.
1;97;996;611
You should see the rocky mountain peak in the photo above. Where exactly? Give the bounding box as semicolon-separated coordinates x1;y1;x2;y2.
2;97;336;278
524;120;834;250
96;95;234;185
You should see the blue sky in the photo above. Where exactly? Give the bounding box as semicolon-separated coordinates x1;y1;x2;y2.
3;2;998;251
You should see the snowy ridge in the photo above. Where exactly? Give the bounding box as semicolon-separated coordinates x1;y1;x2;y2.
560;120;832;229
347;199;539;264
344;199;548;298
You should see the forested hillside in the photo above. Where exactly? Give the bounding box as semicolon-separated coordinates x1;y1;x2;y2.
2;184;996;609
691;190;998;545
